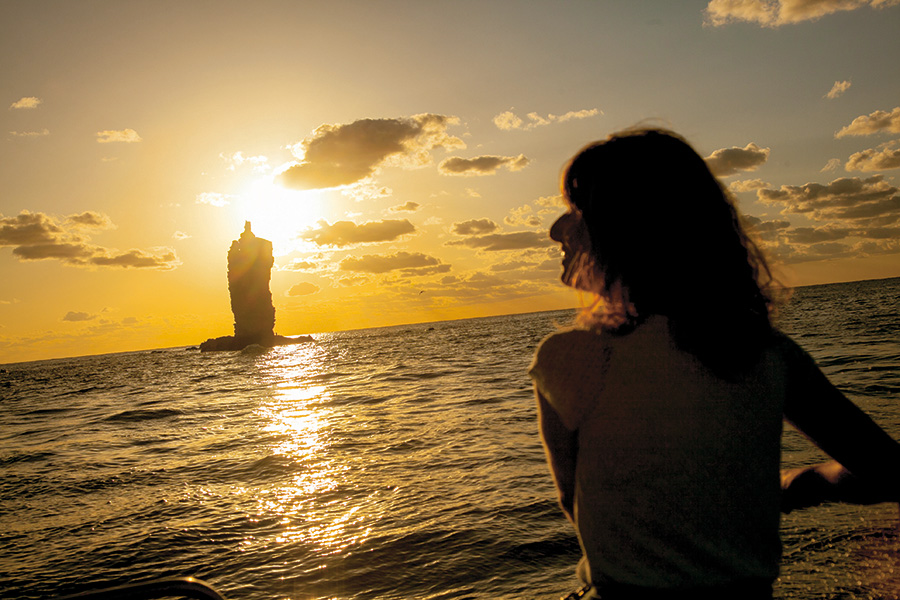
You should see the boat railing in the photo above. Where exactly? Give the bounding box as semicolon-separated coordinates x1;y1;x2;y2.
56;577;226;600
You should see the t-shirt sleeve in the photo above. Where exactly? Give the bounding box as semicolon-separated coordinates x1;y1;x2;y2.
528;329;609;431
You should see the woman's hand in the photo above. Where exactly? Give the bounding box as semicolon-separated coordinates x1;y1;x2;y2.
781;460;898;513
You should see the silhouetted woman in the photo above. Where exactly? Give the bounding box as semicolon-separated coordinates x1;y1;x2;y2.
529;128;899;599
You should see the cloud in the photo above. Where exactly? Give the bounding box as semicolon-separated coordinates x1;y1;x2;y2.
451;218;499;236
729;178;770;192
785;226;853;244
504;204;542;228
342;182;393;202
742;216;791;239
493;108;600;130
820;158;842;173
221;151;270;173
446;231;549;251
10;97;42;109
89;248;179;268
535;195;564;208
757;175;900;224
438;154;530;176
287;282;320;296
0;211;64;245
704;0;898;27
845;141;900;172
173;231;191;240
9;129;50;138
63;311;97;322
96;129;142;143
339;251;447;274
282;259;317;271
67;211;115;229
0;210;179;269
490;259;533;272
337;275;370;287
196;192;233;207
277;114;464;190
825;80;852;99
390;201;420;212
705;142;770;176
301;219;415;247
835;107;900;138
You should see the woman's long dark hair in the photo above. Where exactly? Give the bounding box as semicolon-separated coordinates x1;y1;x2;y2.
560;128;778;375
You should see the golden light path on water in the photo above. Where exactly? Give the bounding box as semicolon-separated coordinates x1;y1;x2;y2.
252;345;376;558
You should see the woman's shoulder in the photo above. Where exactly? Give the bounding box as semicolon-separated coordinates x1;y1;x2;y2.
530;327;607;381
535;327;603;354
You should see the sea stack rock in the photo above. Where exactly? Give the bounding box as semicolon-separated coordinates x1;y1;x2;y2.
199;222;312;351
229;221;276;341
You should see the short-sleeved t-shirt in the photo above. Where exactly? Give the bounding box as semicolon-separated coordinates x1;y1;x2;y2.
529;315;788;588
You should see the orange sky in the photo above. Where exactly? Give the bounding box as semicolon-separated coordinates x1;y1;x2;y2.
2;1;899;364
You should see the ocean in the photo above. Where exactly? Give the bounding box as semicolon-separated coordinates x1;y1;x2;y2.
1;277;898;600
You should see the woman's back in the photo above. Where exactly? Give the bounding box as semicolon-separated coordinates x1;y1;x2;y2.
531;316;786;587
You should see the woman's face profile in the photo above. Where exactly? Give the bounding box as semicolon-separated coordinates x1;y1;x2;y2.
550;209;588;285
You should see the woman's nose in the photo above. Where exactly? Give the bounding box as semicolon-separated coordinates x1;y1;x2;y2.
550;212;571;242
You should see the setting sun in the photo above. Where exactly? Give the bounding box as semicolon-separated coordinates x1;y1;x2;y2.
236;178;326;256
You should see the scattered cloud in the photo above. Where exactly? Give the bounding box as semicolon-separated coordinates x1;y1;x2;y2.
281;259;317;271
490;259;533;272
9;129;50;138
785;225;853;244
421;270;555;302
196;192;234;207
301;219;416;247
835;107;900;138
63;311;97;322
277;114;465;190
9;97;42;109
446;231;549;251
704;0;898;27
757;175;900;225
221;151;270;173
89;249;179;268
67;211;115;229
339;251;448;274
287;282;320;296
390;201;420;212
96;129;142;143
438;154;529;176
451;218;499;236
821;158;842;173
705;142;770;176
342;182;393;202
535;195;564;209
0;210;179;269
845;141;900;172
504;204;542;228
825;80;852;99
493;108;600;131
173;231;191;240
337;275;370;287
743;215;791;237
729;178;770;192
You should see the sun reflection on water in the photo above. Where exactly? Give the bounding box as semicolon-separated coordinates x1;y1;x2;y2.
253;346;376;555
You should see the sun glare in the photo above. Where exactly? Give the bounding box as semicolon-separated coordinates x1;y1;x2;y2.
236;178;325;255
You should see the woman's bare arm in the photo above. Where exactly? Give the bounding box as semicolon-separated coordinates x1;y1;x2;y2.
781;338;900;512
536;388;578;521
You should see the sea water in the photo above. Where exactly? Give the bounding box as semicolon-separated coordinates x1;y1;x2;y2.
1;277;898;600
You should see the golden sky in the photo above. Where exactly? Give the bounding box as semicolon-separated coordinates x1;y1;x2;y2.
2;1;899;363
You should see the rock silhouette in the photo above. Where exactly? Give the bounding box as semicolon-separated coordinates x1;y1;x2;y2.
200;222;312;351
